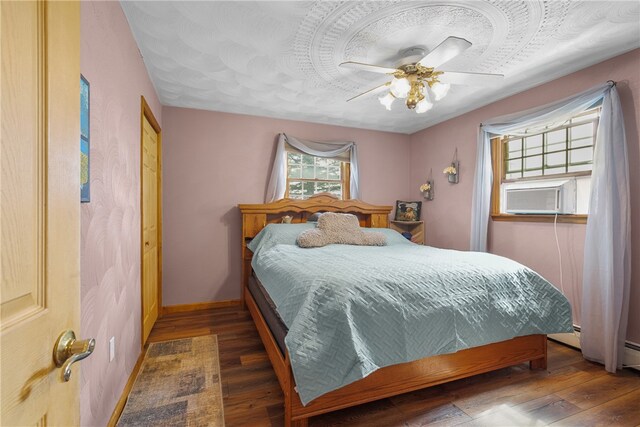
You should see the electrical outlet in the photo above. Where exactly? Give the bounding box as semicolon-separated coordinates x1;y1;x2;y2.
109;337;115;362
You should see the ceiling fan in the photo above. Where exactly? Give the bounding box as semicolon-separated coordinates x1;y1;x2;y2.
340;37;504;113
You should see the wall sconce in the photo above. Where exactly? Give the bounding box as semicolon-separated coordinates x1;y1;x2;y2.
420;168;434;200
443;148;459;184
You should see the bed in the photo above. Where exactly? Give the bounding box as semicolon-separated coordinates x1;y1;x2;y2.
238;194;572;427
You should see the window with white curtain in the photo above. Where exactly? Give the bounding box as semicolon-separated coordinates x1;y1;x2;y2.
492;106;600;220
502;108;599;180
285;152;350;200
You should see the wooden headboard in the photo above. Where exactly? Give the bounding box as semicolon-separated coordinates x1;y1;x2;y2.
237;194;393;304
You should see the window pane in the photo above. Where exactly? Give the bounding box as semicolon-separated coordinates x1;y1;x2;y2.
505;172;521;179
288;153;302;164
546;140;566;153
524;135;542;156
327;159;341;167
316;157;328;167
568;163;592;173
545;167;565;176
316;181;329;193
545;151;565;168
316;166;327;179
328;183;342;198
328;183;341;192
571;137;593;149
289;181;302;192
301;154;314;165
546;129;566;145
302;165;315;179
328;166;340;180
508;139;522;158
570;147;593;164
287;164;301;178
507;159;522;173
303;181;315;198
289;181;302;199
523;169;543;177
571;123;593;140
525;155;542;170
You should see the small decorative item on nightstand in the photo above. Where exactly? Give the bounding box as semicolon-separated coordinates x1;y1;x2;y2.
394;200;422;222
443;148;459;184
392;200;424;244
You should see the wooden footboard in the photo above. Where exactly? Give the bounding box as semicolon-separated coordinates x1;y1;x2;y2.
245;287;547;427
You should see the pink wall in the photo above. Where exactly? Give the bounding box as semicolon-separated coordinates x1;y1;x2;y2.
162;107;411;305
409;49;640;344
80;2;162;426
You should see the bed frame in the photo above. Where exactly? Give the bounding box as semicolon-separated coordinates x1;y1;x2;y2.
238;194;547;427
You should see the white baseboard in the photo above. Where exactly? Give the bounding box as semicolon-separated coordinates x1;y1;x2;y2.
548;330;640;371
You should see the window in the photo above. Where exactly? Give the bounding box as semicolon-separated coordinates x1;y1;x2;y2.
503;109;599;180
491;107;600;223
285;152;350;200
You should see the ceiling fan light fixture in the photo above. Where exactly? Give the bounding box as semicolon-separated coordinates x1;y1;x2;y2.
415;98;433;114
405;81;424;109
389;77;411;98
431;82;450;101
341;37;502;113
378;92;395;110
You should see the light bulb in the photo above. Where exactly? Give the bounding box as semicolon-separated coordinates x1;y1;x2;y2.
431;82;450;101
378;92;395;110
415;98;433;114
389;77;411;98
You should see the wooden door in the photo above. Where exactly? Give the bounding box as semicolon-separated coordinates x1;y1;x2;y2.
1;2;83;425
141;104;161;344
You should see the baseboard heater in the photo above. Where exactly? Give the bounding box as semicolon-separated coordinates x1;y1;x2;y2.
548;326;640;371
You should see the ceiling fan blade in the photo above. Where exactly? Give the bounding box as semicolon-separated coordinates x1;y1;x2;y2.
346;83;390;102
340;61;398;74
418;37;472;68
438;71;504;86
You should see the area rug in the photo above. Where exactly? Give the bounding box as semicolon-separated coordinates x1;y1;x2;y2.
117;335;225;427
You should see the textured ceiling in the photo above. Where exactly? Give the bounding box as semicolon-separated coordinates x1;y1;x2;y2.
121;1;640;134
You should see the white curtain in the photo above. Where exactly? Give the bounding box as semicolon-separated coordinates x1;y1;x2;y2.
581;87;630;372
469;81;630;371
265;133;359;202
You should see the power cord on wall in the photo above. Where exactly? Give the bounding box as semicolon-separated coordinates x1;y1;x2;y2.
554;213;578;338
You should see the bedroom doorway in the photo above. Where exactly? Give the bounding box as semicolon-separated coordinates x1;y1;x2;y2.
141;96;162;345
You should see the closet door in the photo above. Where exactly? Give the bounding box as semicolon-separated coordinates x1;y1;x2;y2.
141;110;160;344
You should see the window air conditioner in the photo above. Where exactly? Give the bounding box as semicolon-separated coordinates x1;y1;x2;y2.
503;179;577;214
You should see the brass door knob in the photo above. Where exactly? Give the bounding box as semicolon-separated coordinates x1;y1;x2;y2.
53;330;95;382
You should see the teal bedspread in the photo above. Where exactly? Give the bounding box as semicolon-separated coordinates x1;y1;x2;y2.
249;225;573;405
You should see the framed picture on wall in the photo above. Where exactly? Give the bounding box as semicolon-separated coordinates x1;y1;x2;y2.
80;74;90;202
394;200;422;222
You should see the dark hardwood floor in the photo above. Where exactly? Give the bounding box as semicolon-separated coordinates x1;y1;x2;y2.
147;307;640;427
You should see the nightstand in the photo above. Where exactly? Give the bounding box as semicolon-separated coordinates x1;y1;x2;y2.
389;220;424;245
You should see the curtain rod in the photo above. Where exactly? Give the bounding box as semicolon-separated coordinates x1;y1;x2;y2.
479;80;617;128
